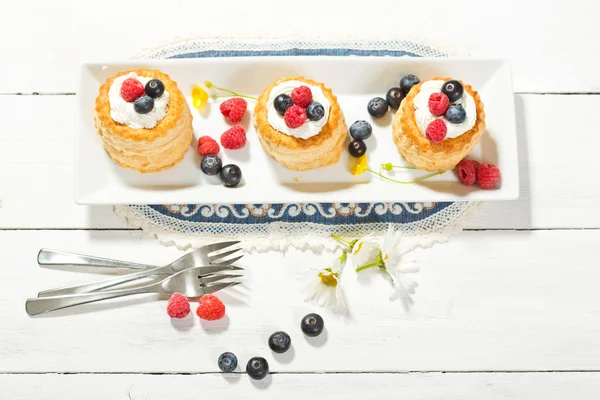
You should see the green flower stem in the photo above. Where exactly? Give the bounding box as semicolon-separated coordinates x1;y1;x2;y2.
387;165;417;170
367;168;443;184
338;252;348;264
356;260;382;272
331;234;353;247
209;85;258;100
211;93;258;101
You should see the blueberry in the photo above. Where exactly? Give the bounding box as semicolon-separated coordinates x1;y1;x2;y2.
274;94;293;115
268;331;291;354
367;97;388;118
445;104;467;124
306;102;325;121
349;120;372;141
441;80;464;102
219;164;242;187
201;154;222;176
399;74;420;94
348;140;367;158
133;95;154;114
246;357;269;380
144;79;165;98
386;87;405;109
301;313;324;337
218;352;238;373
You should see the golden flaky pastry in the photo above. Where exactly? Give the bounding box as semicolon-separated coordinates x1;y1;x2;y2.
254;76;347;171
392;78;486;172
95;69;193;173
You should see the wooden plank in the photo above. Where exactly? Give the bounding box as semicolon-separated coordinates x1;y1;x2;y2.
1;372;599;399
0;0;599;93
1;230;599;372
1;94;598;229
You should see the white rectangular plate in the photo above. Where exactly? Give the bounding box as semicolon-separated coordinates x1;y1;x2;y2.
76;57;518;204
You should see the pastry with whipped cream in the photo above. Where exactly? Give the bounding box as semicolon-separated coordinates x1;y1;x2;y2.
94;68;193;173
254;76;346;171
392;77;486;172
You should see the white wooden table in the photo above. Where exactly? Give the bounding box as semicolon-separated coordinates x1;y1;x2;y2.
2;1;600;398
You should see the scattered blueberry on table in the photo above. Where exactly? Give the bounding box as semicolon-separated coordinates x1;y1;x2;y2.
301;313;324;337
246;357;269;380
268;331;292;354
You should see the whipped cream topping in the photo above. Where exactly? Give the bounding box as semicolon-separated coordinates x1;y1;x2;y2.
267;80;330;140
413;80;477;139
108;72;169;129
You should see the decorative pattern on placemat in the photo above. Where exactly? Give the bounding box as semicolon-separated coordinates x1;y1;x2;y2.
115;38;482;251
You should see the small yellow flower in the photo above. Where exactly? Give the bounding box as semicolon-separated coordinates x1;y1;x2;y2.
191;85;208;109
204;81;214;88
350;155;368;175
380;162;393;171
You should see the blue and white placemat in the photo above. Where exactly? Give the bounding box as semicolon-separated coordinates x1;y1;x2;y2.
115;38;482;251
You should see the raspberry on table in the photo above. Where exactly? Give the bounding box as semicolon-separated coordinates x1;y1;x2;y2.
197;136;220;156
120;78;145;102
425;119;447;143
284;105;307;128
477;164;501;189
428;92;450;116
220;98;247;124
196;294;226;321
167;292;190;318
220;125;247;150
455;159;480;186
291;85;313;108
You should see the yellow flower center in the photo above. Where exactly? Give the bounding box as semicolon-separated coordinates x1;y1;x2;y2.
318;272;338;287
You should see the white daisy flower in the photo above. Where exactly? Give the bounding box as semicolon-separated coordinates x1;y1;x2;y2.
303;257;345;310
350;234;380;270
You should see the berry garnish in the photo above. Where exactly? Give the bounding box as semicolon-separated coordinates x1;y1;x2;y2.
274;94;294;115
268;331;292;354
120;78;145;102
144;79;165;98
133;95;154;114
367;97;388;118
291;85;313;108
399;74;420;94
196;294;225;321
445;104;467;124
218;352;238;373
197;136;220;156
166;292;190;318
246;357;269;380
441;80;464;102
386;87;405;109
301;313;324;337
428;92;450;116
201;154;223;176
284;105;307;128
477;164;501;189
220;126;247;150
220;164;242;187
455;159;480;186
220;97;247;124
306;102;325;121
425;119;447;143
349;120;372;141
348;140;367;158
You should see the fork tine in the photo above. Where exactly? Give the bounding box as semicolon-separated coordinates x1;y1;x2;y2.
209;249;243;264
197;264;244;276
200;274;243;285
200;241;241;255
211;254;244;267
202;281;241;295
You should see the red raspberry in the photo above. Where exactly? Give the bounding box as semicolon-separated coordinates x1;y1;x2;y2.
291;85;313;108
455;159;480;186
120;78;145;102
284;105;307;128
428;92;450;116
197;136;220;156
220;98;247;124
425;119;447;143
220;125;247;149
196;294;225;321
477;164;501;189
167;292;190;318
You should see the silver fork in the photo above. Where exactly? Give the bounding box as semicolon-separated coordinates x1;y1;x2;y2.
26;267;242;316
37;242;243;297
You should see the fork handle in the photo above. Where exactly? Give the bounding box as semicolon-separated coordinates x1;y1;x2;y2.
26;284;162;316
37;265;170;298
38;249;156;270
